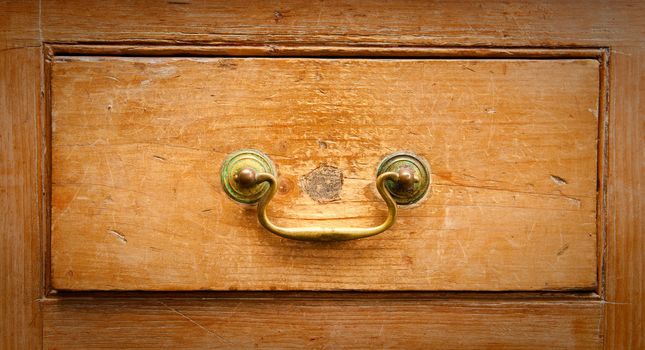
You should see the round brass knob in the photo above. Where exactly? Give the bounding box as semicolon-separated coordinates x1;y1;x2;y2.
220;149;276;204
234;168;257;188
376;151;431;205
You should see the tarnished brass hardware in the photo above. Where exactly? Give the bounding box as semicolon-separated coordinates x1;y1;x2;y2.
234;167;257;188
220;150;431;241
220;149;276;204
376;151;431;205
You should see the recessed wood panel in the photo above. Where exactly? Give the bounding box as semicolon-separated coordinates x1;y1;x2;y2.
50;57;599;291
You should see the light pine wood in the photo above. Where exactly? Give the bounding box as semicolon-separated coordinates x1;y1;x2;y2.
42;0;644;46
50;57;599;291
0;46;43;350
0;1;43;349
43;298;603;349
0;1;40;50
1;0;643;348
603;46;645;349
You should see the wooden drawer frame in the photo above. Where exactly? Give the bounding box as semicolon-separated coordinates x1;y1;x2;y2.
2;2;642;348
43;44;613;349
44;45;608;293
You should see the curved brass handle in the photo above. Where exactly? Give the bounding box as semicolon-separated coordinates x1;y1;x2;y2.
243;168;400;241
220;150;430;242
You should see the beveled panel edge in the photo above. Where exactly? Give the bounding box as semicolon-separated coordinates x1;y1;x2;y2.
46;44;604;59
597;49;610;300
42;290;602;302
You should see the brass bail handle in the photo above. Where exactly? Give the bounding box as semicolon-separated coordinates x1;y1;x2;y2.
220;150;431;242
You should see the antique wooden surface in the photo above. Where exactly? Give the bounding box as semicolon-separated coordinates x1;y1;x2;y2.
41;1;644;46
603;45;645;350
0;1;39;51
43;298;603;349
1;0;643;348
0;2;43;349
0;47;43;350
50;57;599;291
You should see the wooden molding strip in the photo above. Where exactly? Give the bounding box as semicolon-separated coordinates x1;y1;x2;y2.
47;44;604;59
43;298;604;349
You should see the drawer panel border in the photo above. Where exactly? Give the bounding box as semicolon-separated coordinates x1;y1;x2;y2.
41;45;609;298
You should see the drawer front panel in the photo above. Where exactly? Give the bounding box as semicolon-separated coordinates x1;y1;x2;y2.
51;57;599;291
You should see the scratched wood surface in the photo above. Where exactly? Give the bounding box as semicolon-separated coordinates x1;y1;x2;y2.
603;46;645;349
0;0;642;348
0;47;43;350
42;298;603;349
0;1;43;349
50;57;599;291
42;0;644;47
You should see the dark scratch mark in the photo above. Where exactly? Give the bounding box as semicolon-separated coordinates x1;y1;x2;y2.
201;208;213;212
273;10;284;22
550;174;568;185
557;243;570;256
159;301;229;343
217;60;237;70
107;229;127;243
317;140;328;149
153;155;166;161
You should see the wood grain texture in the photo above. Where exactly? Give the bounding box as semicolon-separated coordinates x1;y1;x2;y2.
0;0;40;50
50;57;599;291
0;0;638;347
603;46;645;350
0;1;42;349
43;298;603;349
48;45;605;59
0;46;43;350
0;47;42;350
42;0;645;47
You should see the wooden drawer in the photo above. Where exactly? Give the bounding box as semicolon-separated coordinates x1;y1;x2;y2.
8;1;645;348
50;54;600;291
